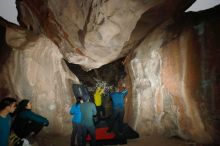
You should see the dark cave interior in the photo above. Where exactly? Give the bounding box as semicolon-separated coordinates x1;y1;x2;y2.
65;58;126;94
65;58;127;117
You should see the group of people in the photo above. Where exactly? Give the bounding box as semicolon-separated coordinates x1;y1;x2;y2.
0;97;49;146
0;84;128;146
70;96;97;146
70;85;128;146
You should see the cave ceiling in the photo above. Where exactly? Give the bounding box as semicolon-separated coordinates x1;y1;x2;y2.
16;0;195;70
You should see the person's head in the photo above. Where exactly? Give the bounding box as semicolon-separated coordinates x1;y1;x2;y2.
17;99;32;112
76;97;83;105
112;86;119;92
0;97;17;113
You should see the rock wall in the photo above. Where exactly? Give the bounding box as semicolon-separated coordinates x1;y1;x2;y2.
0;23;79;135
126;8;220;143
0;0;219;144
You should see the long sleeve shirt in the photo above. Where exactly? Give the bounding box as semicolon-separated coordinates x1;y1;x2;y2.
110;89;128;109
80;102;97;127
12;109;49;137
69;103;81;123
18;110;49;126
94;87;104;106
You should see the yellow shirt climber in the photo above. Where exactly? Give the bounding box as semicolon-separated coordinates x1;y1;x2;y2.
94;87;104;106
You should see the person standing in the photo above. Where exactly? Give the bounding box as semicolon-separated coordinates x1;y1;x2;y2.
70;97;83;146
107;87;128;135
93;87;105;121
12;99;49;139
0;97;17;146
80;98;97;146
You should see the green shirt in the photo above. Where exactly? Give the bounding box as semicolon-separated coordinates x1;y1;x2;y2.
80;102;97;127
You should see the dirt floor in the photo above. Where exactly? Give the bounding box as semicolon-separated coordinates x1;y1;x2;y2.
31;133;214;146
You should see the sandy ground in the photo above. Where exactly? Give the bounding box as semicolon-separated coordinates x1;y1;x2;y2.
31;133;214;146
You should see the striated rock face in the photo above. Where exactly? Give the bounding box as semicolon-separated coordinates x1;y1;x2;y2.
0;22;79;134
0;0;220;144
16;0;194;70
126;7;220;143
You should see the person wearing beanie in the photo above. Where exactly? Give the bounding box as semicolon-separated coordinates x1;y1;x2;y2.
12;99;49;139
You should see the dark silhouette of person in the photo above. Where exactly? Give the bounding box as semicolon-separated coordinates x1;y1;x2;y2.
12;99;49;139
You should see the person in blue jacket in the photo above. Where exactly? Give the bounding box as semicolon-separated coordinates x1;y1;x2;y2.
70;96;83;146
107;86;128;135
0;97;17;146
12;99;49;139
